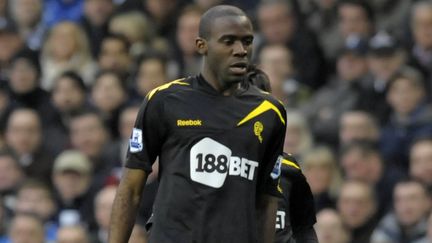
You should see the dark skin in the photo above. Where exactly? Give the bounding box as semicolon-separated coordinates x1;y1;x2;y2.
196;15;254;95
109;10;277;243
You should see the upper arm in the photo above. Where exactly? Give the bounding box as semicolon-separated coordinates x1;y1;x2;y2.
126;94;166;173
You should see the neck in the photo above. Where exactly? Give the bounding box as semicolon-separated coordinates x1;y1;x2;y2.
201;69;239;96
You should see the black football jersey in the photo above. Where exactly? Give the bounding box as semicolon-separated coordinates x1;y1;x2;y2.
126;75;286;243
275;153;317;243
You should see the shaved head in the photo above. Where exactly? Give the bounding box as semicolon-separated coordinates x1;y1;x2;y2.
199;5;249;39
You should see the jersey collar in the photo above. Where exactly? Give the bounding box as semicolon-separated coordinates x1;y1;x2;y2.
196;74;249;96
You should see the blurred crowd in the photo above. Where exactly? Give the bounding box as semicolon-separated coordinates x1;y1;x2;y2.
0;0;431;242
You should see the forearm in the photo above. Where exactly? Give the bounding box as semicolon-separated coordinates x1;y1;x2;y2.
109;169;146;243
293;226;318;243
257;195;278;243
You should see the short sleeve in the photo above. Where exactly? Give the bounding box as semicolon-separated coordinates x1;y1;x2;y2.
257;105;287;197
125;94;165;173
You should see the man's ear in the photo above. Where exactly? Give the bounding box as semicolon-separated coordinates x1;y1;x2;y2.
196;37;208;55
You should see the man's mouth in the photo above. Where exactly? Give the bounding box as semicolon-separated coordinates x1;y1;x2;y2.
229;62;248;75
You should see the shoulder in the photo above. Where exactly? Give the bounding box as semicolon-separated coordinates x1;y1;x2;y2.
146;77;193;101
281;153;301;171
246;85;287;125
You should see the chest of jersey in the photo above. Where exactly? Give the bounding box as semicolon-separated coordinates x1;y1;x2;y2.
158;89;281;188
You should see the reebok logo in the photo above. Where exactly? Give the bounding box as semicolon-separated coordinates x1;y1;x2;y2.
177;119;202;126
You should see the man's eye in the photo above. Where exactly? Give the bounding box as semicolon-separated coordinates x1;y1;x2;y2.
223;39;234;45
243;38;253;46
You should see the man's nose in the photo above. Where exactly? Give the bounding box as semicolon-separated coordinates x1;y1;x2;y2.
233;41;247;56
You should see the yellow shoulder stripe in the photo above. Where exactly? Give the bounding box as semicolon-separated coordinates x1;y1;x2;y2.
147;78;189;100
282;159;300;170
237;100;285;126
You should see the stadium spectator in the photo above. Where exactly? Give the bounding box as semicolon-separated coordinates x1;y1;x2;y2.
322;0;375;62
357;31;407;124
7;49;52;117
116;105;139;165
302;146;341;212
97;33;132;81
409;1;432;88
91;71;127;139
132;53;169;101
0;25;24;81
109;11;166;59
339;110;380;146
4;108;54;185
371;179;431;243
337;180;378;243
340;140;404;218
40;21;97;90
69;110;120;189
380;67;432;171
91;186;117;243
172;5;202;77
256;0;326;89
81;0;115;58
283;111;313;160
259;44;309;108
0;150;24;202
409;137;432;191
315;209;350;243
142;0;183;38
301;36;369;146
8;0;46;51
52;150;95;228
45;71;88;155
14;180;58;242
6;213;45;243
306;0;339;61
57;225;91;243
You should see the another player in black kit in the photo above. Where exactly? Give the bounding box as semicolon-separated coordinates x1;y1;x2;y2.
109;5;286;243
247;68;318;243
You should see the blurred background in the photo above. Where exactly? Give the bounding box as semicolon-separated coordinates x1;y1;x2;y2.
0;0;431;242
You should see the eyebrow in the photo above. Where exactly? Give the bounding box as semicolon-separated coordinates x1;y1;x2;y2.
218;34;254;41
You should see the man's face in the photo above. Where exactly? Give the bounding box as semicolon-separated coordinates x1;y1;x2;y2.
70;114;107;158
57;227;88;243
9;216;44;243
339;112;378;144
9;59;38;94
337;53;368;82
95;187;117;229
52;77;86;113
394;182;431;227
177;12;200;55
136;59;167;96
259;45;294;86
387;78;425;116
5;110;41;155
257;3;295;44
337;182;375;229
315;210;350;243
84;0;114;27
367;53;404;82
410;141;432;185
413;7;432;50
11;0;42;27
338;4;371;38
15;188;56;221
0;156;23;191
201;15;253;87
98;38;131;74
91;73;126;113
53;171;90;202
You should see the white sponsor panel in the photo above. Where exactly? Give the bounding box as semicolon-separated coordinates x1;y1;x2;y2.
190;137;232;188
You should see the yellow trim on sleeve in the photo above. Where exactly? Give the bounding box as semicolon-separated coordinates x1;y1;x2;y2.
282;159;300;170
